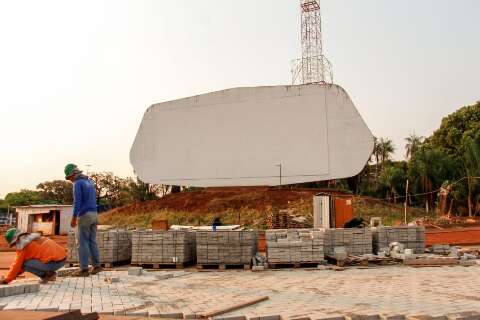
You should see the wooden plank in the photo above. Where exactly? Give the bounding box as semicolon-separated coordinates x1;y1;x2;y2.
200;296;269;318
44;310;82;320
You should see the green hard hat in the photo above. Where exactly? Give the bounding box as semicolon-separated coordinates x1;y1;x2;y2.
5;228;21;246
64;163;77;178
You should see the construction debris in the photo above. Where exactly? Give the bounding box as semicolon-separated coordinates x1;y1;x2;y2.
200;296;269;318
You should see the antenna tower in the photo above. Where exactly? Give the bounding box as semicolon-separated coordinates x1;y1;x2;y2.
291;0;333;85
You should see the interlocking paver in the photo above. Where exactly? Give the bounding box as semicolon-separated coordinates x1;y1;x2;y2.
0;266;478;316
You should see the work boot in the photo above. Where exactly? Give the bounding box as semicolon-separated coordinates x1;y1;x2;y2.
90;266;103;275
71;269;90;277
39;271;57;284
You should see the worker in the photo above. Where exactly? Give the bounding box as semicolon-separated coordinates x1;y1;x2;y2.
0;228;66;284
212;217;222;231
64;163;102;277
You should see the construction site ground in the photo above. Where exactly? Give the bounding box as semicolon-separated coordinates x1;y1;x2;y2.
0;265;480;318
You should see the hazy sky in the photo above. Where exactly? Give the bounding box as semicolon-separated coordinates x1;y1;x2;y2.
1;0;479;198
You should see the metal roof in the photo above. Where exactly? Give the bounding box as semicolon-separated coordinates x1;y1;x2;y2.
15;204;72;209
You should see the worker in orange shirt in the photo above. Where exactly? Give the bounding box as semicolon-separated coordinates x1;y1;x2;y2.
0;228;66;284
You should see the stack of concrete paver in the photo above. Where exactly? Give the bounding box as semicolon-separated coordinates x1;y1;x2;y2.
324;228;373;256
0;283;39;297
265;229;324;264
196;231;257;265
131;230;196;265
372;226;425;254
67;229;132;265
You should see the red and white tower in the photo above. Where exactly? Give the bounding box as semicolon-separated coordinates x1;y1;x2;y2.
292;0;333;85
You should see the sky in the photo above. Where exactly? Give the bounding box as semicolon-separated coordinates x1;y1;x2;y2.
0;0;479;198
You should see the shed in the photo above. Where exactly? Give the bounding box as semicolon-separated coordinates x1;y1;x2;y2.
15;205;73;236
313;193;353;229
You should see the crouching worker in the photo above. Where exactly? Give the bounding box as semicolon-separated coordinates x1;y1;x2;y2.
0;228;66;284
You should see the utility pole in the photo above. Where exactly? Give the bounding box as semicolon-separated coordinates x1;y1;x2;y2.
275;164;282;187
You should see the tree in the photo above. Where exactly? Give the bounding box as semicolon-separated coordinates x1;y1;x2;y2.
90;172;132;207
378;164;407;204
4;189;46;206
378;138;395;163
405;133;424;160
408;148;456;211
463;136;480;217
128;178;160;202
426;101;480;160
36;180;73;204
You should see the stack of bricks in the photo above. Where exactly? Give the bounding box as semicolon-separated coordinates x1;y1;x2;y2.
265;210;290;229
265;229;324;263
196;231;257;265
67;229;132;265
372;226;425;254
131;230;196;265
324;228;373;256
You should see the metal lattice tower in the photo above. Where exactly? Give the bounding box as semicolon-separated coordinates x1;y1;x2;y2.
291;0;333;85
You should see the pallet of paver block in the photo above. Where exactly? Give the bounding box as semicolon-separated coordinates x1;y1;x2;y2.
131;230;196;268
324;228;373;257
265;229;325;266
196;231;257;268
372;226;425;254
67;229;132;267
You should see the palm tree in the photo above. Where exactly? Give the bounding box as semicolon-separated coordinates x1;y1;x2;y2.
405;133;424;160
463;137;480;217
378;138;395;163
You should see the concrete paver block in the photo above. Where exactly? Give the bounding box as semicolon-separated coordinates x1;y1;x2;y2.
249;315;282;320
128;267;143;276
155;273;174;280
214;316;247;320
159;312;184;318
252;266;265;272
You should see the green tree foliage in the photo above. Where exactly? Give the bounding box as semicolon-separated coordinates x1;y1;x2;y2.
426;102;480;160
36;180;73;204
378;163;407;203
407;148;457;211
90;172;133;207
378;137;395;163
128;178;160;202
4;189;48;206
463;136;480;216
405;133;424;160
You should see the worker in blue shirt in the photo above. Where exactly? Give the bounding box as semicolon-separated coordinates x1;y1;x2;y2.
64;163;102;277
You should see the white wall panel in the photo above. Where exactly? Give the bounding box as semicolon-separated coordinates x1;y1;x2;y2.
130;84;373;187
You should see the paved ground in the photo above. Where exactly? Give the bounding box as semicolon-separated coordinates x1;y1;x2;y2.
0;265;479;318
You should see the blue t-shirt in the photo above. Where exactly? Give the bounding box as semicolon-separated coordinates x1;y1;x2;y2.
73;177;97;217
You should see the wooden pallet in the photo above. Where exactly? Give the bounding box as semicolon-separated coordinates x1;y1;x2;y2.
266;262;323;269
197;264;251;270
131;261;193;269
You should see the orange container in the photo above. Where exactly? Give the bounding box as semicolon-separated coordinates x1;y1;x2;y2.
334;196;353;228
257;230;266;252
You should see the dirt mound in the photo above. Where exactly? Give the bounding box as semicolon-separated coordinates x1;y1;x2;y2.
100;187;351;228
107;187;326;216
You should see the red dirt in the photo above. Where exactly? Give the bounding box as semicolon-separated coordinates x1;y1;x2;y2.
106;187;349;216
426;226;480;246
